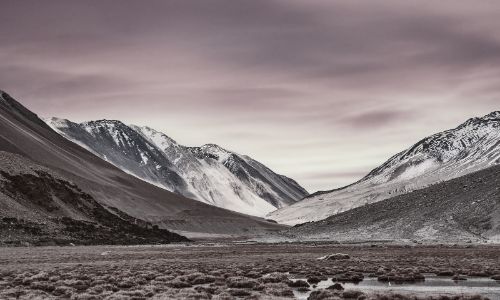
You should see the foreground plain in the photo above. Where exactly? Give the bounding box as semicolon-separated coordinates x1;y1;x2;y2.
0;243;499;299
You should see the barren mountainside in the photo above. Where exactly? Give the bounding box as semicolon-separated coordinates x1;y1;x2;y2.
284;162;500;243
269;111;500;225
0;151;189;245
46;118;308;216
0;90;286;240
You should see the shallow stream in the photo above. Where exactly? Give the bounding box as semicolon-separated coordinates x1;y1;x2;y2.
292;275;500;300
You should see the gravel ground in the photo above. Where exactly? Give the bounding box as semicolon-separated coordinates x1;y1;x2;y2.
0;243;499;299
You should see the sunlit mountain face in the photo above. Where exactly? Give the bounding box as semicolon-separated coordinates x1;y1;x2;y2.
269;111;500;225
45;117;308;216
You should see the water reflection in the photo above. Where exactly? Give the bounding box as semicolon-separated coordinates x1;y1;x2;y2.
292;275;500;300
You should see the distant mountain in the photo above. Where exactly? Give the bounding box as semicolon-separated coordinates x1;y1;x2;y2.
0;90;286;242
283;162;500;243
269;111;500;225
45;118;192;195
46;118;308;216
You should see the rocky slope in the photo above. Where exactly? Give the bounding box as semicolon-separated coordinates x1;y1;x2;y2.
45;118;307;216
284;163;500;243
0;151;189;246
44;118;192;196
0;90;286;240
269;111;500;225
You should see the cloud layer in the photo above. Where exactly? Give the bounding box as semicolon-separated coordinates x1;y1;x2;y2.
1;0;499;191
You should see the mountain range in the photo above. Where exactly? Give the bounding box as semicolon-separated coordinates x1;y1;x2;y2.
2;88;500;244
0;90;285;244
45;118;308;216
284;161;500;243
268;111;500;225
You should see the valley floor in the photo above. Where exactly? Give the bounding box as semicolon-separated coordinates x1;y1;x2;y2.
0;243;499;299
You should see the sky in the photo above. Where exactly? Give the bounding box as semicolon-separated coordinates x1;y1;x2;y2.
1;1;499;192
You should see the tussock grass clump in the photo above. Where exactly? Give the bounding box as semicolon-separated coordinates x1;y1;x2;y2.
263;283;294;297
167;278;192;289
226;276;259;289
365;293;492;300
326;283;344;291
228;288;252;296
288;279;310;288
260;272;290;284
342;289;365;299
307;289;342;300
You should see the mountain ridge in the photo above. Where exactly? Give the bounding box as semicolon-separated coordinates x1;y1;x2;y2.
269;110;500;225
46;117;308;216
0;90;287;240
282;162;500;243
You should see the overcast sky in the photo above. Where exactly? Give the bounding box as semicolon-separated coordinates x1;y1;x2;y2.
1;0;499;192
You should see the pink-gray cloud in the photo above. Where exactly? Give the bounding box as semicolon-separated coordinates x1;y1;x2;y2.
1;0;499;191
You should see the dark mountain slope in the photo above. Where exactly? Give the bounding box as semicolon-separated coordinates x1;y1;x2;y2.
285;163;500;242
0;151;188;245
0;90;285;238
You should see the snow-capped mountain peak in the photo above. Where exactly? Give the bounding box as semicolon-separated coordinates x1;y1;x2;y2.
130;125;179;150
363;111;500;183
46;118;190;194
269;111;500;225
480;111;500;120
45;118;308;216
81;119;128;135
45;117;73;129
189;143;233;162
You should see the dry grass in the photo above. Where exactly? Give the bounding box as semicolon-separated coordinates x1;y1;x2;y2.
0;243;498;299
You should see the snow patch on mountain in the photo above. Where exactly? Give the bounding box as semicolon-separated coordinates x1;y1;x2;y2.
269;111;500;225
132;125;307;215
44;118;99;155
45;117;70;129
197;144;232;162
46;119;308;217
